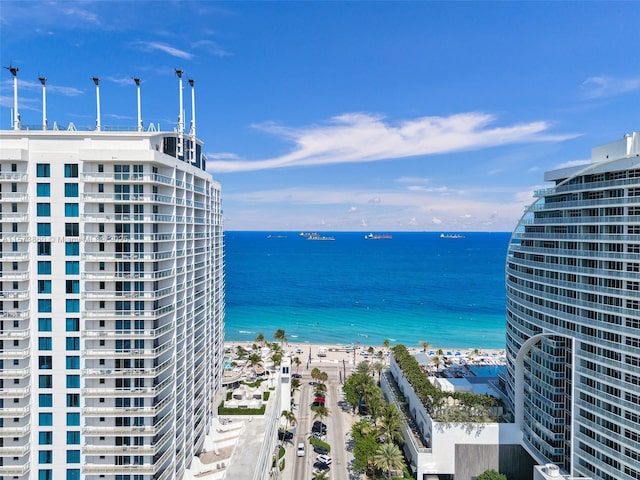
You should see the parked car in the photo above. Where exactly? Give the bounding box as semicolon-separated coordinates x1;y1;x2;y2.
312;421;327;433
292;373;302;378
316;454;332;465
313;444;329;455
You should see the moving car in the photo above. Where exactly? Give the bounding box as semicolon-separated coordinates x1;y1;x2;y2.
297;442;305;457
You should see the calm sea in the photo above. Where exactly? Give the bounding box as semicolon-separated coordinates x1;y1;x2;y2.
223;231;511;350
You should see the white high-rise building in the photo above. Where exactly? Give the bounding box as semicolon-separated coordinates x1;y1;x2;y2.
505;131;640;480
0;73;225;479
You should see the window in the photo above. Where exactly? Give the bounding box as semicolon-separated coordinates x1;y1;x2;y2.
38;261;52;274
37;183;51;197
39;450;53;463
65;242;80;256
67;469;81;480
37;203;51;216
98;183;104;192
39;337;52;350
66;280;80;294
39;374;53;388
65;223;79;236
66;337;80;350
66;318;80;331
39;470;53;480
64;183;79;197
37;242;51;255
66;299;80;313
38;299;52;312
67;393;80;407
37;223;51;236
39;412;53;426
65;261;80;274
65;203;79;217
38;280;52;294
66;356;80;369
64;164;79;178
37;164;51;177
39;431;53;445
66;375;80;388
39;393;53;407
38;318;52;331
67;431;80;445
67;412;80;426
39;356;53;370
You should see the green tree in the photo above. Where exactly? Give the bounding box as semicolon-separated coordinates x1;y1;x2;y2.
271;351;283;367
352;430;378;477
255;332;265;344
477;469;507;480
419;340;430;352
311;404;330;425
383;339;391;350
292;356;301;373
273;329;287;346
373;362;384;382
235;345;247;359
247;352;262;369
373;442;404;479
379;403;404;445
313;471;329;480
280;409;296;440
291;377;301;395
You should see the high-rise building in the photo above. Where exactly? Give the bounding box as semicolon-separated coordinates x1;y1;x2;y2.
505;131;640;480
0;72;225;479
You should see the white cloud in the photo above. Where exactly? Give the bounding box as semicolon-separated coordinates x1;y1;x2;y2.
10;79;83;97
208;112;577;173
191;39;232;57
348;206;357;213
581;76;640;99
555;159;590;169
360;219;368;227
431;217;442;225
132;41;193;60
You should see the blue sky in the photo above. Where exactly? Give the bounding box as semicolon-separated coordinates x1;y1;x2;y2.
2;1;639;232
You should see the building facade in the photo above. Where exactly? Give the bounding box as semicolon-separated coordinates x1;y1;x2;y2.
0;125;225;479
505;131;640;480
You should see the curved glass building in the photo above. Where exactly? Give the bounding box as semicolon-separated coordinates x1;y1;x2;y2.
505;131;640;480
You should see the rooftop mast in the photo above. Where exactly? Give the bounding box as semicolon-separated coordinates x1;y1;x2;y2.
39;77;48;130
176;69;184;158
4;65;20;130
133;77;142;132
92;77;101;131
188;78;196;163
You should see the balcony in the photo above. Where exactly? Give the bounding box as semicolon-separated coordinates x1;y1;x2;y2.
0;366;30;378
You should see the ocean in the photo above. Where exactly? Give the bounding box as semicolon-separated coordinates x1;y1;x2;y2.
223;231;511;350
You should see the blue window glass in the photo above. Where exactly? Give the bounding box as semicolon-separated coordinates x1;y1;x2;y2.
65;203;79;217
38;280;52;294
39;470;53;480
66;280;80;294
38;318;52;331
67;393;80;407
38;261;52;274
37;183;51;196
39;375;53;388
37;223;51;236
65;242;80;255
65;261;80;274
67;431;80;445
39;431;53;445
39;450;53;463
66;337;80;350
66;412;80;426
67;468;81;479
39;394;53;407
66;318;80;331
37;203;51;216
38;337;52;350
39;412;53;426
36;164;50;177
37;242;51;255
66;375;80;388
64;183;79;197
39;355;52;369
67;450;80;464
64;164;79;178
66;356;80;369
38;299;52;312
66;299;80;313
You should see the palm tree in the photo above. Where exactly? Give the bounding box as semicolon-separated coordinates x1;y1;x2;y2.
291;377;301;396
313;383;327;398
271;351;283;368
373;442;404;478
380;404;404;444
235;345;247;359
373;362;384;382
419;340;430;353
248;352;262;369
280;409;297;433
273;329;287;346
318;371;328;385
255;332;265;344
313;472;329;480
355;361;372;376
383;339;390;350
292;356;301;373
311;404;330;426
310;367;321;382
433;355;442;374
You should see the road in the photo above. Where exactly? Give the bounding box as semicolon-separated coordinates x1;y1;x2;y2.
286;362;358;480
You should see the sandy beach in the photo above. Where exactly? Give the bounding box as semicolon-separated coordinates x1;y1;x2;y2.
225;341;507;368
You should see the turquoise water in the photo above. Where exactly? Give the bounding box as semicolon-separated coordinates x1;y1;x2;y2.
224;231;511;350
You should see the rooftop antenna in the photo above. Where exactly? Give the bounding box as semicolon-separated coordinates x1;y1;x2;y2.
133;77;142;132
92;77;101;131
4;64;20;130
175;69;184;158
39;76;48;130
188;78;196;163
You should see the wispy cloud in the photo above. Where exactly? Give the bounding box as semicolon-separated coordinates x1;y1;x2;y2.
581;76;640;99
555;159;590;169
132;41;194;60
191;39;232;57
3;79;84;97
208;112;576;173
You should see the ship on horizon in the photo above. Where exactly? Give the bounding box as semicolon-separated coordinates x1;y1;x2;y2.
364;233;393;240
440;233;465;239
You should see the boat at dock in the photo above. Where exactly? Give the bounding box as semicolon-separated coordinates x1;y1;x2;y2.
364;233;392;240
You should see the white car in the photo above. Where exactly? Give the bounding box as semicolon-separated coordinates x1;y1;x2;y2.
316;454;332;465
296;443;305;457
